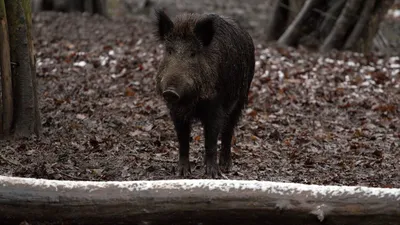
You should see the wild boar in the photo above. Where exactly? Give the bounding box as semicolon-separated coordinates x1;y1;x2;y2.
154;9;255;178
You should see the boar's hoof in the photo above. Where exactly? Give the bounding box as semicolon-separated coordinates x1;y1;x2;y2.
205;161;220;178
178;159;191;177
162;89;180;103
219;156;232;173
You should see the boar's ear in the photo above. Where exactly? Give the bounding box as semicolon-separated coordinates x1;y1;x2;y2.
154;8;174;41
194;16;215;47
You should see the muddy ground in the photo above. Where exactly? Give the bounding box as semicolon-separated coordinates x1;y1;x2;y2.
0;0;399;188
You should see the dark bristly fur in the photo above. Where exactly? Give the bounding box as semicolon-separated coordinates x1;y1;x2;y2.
154;9;255;178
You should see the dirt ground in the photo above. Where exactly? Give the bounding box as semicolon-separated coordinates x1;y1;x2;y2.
0;0;399;188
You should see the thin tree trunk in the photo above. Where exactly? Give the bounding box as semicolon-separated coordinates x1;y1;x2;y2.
5;0;40;137
31;0;42;13
344;0;376;50
287;0;307;24
318;0;346;37
33;0;107;16
373;30;389;53
277;0;322;46
22;0;41;136
369;0;395;52
265;0;289;42
265;0;394;53
0;0;13;137
94;0;107;17
320;0;364;52
84;0;94;14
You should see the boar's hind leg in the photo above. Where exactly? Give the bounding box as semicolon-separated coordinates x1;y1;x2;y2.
171;116;191;177
220;101;244;172
202;110;224;178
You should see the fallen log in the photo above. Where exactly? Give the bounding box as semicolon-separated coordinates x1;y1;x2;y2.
0;175;399;225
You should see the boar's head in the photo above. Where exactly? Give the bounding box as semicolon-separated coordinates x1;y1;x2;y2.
154;10;219;105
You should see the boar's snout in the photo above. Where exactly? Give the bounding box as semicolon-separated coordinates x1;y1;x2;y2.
159;73;195;104
162;88;180;103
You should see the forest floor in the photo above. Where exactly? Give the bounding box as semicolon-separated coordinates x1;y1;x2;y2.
0;0;399;188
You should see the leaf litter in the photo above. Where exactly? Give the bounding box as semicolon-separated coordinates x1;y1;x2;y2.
0;2;399;188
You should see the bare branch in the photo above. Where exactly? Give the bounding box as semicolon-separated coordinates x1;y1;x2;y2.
277;0;323;46
344;0;376;50
318;0;346;37
320;0;364;52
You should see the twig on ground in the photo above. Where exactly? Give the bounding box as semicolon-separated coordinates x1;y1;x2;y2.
0;153;22;167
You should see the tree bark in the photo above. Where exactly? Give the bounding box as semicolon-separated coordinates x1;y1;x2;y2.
343;0;376;50
320;0;364;52
0;176;399;225
373;30;389;52
287;0;307;24
265;0;290;42
277;0;322;46
0;0;13;137
266;0;394;53
22;0;41;136
84;0;94;13
369;0;395;52
31;0;108;16
5;0;40;137
92;0;107;16
317;0;346;38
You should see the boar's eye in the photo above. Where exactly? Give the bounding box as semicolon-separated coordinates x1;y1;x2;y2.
190;52;196;57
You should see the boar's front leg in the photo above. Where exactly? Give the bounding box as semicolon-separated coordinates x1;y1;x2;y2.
201;108;224;178
220;101;244;172
171;114;191;177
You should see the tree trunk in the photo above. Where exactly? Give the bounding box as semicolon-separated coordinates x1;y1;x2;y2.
343;0;376;50
320;0;364;52
266;0;395;53
0;176;399;225
84;0;107;16
0;0;13;137
84;0;94;14
31;0;108;16
318;0;346;38
277;0;322;46
265;0;290;42
22;0;41;136
364;0;395;53
69;0;84;12
91;0;107;16
287;0;306;25
5;0;40;138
